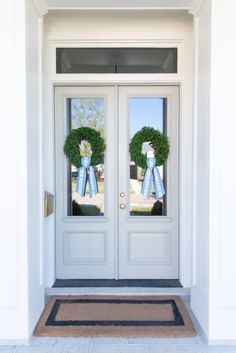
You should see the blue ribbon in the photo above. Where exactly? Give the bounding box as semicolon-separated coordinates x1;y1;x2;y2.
141;157;165;199
76;157;98;198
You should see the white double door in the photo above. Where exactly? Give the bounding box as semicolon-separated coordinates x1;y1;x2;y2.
55;85;179;279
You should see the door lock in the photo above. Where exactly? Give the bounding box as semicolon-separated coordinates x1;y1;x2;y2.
120;192;125;198
120;204;126;209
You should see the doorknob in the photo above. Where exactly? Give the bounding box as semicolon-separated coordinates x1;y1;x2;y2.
120;204;126;209
120;192;125;198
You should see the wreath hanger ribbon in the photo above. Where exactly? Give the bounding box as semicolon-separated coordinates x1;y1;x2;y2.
76;157;98;198
141;157;165;199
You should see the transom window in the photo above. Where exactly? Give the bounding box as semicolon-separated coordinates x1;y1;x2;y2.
56;48;178;74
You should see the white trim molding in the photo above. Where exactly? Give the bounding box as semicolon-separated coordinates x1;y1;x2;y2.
32;0;48;16
45;0;192;11
43;23;193;286
189;0;205;15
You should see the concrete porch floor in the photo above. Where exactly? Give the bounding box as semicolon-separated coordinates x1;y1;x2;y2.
1;289;236;353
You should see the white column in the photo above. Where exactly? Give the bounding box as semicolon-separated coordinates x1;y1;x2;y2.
208;0;236;342
191;0;236;342
0;0;29;342
0;0;47;343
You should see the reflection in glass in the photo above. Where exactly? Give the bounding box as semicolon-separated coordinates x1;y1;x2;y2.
67;98;105;216
56;48;178;74
129;98;167;216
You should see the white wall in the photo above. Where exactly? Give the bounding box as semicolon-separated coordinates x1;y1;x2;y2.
45;9;193;36
0;0;45;342
43;9;194;288
191;0;236;342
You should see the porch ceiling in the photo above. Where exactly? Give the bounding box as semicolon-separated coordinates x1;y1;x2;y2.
44;0;193;10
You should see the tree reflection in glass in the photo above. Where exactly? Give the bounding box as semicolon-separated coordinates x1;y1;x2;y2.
129;98;167;216
67;98;105;216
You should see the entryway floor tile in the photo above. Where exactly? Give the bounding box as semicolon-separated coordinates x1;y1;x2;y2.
91;344;148;353
15;345;91;353
2;339;236;353
128;337;200;344
203;347;236;353
148;344;204;353
92;337;129;344
30;337;91;346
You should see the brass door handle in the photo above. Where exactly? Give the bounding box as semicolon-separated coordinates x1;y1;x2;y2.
120;204;126;209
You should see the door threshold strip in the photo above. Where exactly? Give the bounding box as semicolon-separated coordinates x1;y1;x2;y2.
53;279;182;288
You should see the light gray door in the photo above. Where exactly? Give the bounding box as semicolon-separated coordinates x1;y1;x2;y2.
55;85;179;279
118;86;179;279
55;86;117;279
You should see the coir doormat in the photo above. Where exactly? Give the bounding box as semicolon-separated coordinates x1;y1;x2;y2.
34;295;196;337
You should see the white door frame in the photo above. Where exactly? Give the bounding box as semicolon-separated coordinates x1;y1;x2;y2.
43;39;193;288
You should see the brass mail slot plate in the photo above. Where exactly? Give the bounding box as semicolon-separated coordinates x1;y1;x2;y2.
44;192;54;217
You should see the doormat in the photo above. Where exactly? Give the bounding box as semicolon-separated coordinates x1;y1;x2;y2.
34;295;196;338
34;296;196;338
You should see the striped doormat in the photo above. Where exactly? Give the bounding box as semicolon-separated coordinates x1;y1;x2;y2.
34;295;196;337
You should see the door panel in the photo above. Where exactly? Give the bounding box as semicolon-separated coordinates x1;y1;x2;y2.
118;86;179;279
55;86;117;279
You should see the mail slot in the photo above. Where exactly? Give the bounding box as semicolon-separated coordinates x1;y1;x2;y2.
44;192;54;217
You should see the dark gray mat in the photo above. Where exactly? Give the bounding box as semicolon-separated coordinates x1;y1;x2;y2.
53;279;182;288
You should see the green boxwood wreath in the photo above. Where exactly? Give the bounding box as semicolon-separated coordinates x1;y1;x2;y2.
129;126;170;169
63;126;106;168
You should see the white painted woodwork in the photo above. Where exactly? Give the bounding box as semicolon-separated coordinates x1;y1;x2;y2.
63;233;106;264
191;0;211;338
44;9;193;287
191;0;236;343
0;0;28;341
45;0;192;10
0;0;44;343
129;233;171;264
2;0;236;344
118;86;179;279
26;0;45;334
55;86;117;279
33;0;48;14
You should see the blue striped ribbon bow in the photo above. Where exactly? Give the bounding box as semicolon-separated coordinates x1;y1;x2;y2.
141;157;165;199
76;157;98;198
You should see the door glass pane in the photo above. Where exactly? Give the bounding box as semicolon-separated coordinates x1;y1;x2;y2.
56;48;177;74
129;98;167;216
67;98;105;216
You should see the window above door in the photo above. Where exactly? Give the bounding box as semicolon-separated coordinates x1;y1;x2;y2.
56;48;178;74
